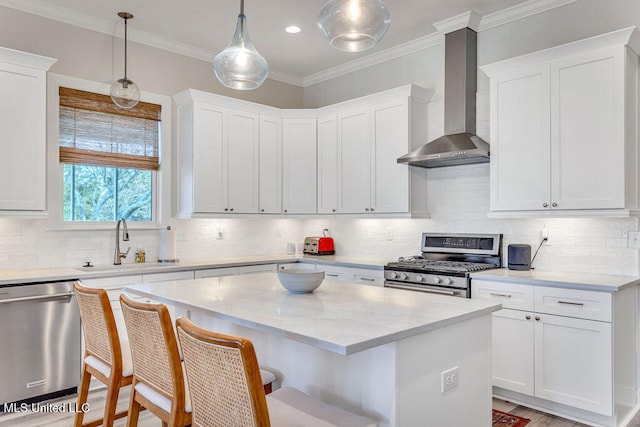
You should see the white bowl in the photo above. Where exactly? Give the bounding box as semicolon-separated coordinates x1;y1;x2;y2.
277;269;325;294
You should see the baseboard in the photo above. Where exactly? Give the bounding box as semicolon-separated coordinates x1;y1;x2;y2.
493;387;615;427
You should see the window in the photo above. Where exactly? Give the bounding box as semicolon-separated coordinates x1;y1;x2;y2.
58;87;160;222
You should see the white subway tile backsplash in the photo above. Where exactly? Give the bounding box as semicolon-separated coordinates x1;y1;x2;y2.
0;164;637;275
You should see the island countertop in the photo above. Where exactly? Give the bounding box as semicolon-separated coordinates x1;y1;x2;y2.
124;273;501;355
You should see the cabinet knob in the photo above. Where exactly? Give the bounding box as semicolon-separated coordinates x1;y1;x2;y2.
332;209;336;212
552;202;557;208
542;203;549;208
284;209;288;213
224;208;228;212
365;208;370;211
535;316;541;321
230;208;234;212
370;208;374;212
525;315;531;320
260;209;264;212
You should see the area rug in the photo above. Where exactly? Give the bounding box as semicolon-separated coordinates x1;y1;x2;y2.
492;409;531;427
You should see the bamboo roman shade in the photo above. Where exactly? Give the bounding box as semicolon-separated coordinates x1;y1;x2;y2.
59;87;161;171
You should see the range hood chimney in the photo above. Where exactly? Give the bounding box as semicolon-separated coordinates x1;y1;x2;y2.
398;23;489;168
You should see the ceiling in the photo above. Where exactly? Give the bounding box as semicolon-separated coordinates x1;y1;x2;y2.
3;0;546;85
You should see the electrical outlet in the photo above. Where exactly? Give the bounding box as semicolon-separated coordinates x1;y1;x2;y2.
276;227;282;238
628;231;640;248
441;367;459;393
386;230;393;241
216;226;223;240
540;227;550;245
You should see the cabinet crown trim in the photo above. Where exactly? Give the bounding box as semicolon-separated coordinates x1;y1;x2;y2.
481;26;639;77
0;46;57;70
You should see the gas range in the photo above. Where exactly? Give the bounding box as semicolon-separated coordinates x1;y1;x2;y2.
384;233;502;297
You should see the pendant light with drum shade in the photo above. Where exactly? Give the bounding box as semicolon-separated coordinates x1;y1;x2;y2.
212;0;268;90
110;12;140;109
317;0;390;52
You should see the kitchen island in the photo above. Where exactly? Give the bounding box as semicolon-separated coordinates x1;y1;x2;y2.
124;273;501;427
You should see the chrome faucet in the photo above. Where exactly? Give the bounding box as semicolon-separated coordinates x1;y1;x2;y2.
114;218;130;265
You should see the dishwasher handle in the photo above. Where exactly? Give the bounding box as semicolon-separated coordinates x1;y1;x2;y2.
0;291;74;304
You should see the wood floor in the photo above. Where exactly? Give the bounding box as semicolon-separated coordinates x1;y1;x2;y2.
2;388;640;426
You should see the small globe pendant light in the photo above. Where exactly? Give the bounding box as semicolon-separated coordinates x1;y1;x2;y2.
212;0;269;90
110;12;140;109
317;0;391;52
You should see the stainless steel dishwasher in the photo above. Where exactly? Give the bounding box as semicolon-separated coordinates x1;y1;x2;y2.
0;281;80;405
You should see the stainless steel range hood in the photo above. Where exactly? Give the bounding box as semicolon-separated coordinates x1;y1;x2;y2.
398;27;489;168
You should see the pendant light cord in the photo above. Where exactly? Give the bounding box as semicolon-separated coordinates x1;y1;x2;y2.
240;0;245;16
123;16;128;81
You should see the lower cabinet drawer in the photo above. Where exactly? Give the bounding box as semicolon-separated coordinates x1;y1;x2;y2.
471;280;534;311
534;286;611;322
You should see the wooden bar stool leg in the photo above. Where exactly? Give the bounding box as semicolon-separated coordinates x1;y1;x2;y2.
74;367;91;427
126;389;141;427
102;375;121;427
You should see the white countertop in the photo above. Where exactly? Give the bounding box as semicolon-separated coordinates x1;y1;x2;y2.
0;254;387;286
124;273;501;355
471;268;640;292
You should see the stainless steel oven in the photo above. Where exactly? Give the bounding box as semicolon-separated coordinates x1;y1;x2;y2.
384;233;502;297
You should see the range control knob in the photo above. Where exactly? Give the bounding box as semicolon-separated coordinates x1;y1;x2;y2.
390;272;398;279
400;273;408;280
433;276;441;284
415;275;423;282
443;278;452;285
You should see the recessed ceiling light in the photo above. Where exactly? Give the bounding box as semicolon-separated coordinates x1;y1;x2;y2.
284;25;302;34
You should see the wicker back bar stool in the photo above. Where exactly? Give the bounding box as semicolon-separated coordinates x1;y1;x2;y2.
73;281;133;427
176;317;378;427
119;294;191;427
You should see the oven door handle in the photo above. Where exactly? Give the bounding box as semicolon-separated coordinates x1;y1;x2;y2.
385;282;461;296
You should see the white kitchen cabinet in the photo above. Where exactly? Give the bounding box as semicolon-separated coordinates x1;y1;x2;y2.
338;108;371;213
0;47;55;216
472;278;636;424
317;114;338;214
195;267;239;278
315;264;384;286
259;114;282;214
282;117;317;214
239;264;277;274
491;309;534;395
482;28;640;216
175;90;270;217
319;85;430;216
534;312;611;414
227;109;259;213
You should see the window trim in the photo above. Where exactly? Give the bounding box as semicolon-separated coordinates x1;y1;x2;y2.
46;73;172;230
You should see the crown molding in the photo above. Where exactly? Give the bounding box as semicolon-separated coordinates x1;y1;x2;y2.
433;10;482;34
303;0;580;87
479;0;580;31
0;0;583;88
302;32;444;87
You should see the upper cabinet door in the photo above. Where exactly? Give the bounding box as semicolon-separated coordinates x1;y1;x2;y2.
484;28;639;216
317;114;338;214
489;65;551;212
551;48;625;210
192;103;226;213
258;115;282;214
226;109;259;213
371;100;410;213
282;118;317;214
338;109;371;213
0;50;55;214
